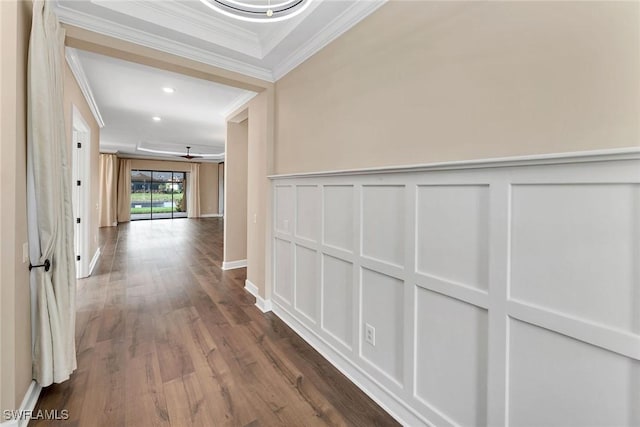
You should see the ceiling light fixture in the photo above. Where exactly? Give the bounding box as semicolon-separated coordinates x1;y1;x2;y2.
198;0;311;23
162;87;175;93
152;116;162;122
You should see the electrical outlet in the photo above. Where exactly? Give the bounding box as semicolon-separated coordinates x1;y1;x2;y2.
365;323;375;346
253;213;257;224
22;242;29;263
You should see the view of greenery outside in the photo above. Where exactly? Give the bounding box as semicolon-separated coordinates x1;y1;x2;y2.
130;207;176;214
130;170;186;217
129;192;184;214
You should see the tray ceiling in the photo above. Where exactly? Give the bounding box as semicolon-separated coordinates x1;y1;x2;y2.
55;0;387;81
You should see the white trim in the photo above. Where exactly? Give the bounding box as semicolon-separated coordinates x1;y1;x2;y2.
55;0;386;83
244;279;273;313
0;380;43;427
55;4;274;82
271;153;640;426
92;0;262;58
272;302;429;426
88;247;101;276
272;0;388;80
221;259;247;270
71;106;92;279
220;92;258;120
200;213;223;218
269;147;640;179
259;0;324;57
64;48;105;128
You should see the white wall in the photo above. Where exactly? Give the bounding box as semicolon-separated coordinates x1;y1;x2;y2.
270;150;640;426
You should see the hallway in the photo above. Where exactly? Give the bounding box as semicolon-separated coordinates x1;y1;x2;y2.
30;219;398;426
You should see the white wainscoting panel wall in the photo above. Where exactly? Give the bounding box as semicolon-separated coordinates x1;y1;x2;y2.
269;149;640;427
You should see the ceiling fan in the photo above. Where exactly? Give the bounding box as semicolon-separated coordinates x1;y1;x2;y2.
179;146;202;160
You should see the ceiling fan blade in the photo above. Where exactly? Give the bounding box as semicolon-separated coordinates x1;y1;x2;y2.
177;146;202;159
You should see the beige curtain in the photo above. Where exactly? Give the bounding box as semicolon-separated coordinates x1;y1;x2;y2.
98;153;118;227
27;0;77;386
187;163;201;218
117;158;131;223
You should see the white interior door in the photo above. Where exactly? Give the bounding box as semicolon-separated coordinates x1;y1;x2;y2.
71;106;91;278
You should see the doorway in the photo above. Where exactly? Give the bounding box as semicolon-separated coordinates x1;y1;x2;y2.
130;169;187;220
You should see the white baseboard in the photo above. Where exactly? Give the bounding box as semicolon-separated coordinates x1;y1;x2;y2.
88;247;101;276
221;259;247;270
1;380;42;427
200;213;222;218
244;280;272;313
271;301;431;427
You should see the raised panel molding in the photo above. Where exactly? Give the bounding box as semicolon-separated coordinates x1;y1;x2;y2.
321;254;354;350
415;288;488;426
323;185;355;252
294;244;318;323
275;185;294;235
274;238;293;304
510;183;640;334
270;149;640;427
362;185;405;267
296;185;321;242
509;320;640;426
416;184;489;291
360;268;404;386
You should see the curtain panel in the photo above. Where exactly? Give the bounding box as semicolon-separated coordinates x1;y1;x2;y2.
117;158;131;223
187;163;201;218
98;153;118;227
27;0;77;386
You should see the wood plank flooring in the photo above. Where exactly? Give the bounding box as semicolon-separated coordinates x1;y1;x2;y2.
30;218;399;427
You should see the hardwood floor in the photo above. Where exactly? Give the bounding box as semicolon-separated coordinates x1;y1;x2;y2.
30;218;399;427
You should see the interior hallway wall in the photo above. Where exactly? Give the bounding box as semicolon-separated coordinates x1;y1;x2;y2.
199;163;219;216
224;121;248;264
0;0;33;413
274;1;639;174
246;91;271;295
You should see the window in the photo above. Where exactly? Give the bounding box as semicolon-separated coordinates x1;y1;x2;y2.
130;170;187;220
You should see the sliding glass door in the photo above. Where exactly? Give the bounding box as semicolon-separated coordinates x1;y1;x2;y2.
130;170;187;220
131;170;152;220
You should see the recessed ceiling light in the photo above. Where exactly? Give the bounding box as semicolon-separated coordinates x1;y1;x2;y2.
152;116;161;122
198;0;311;23
162;87;175;94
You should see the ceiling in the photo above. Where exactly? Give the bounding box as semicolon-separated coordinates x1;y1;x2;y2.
69;48;255;159
56;0;386;161
55;0;386;81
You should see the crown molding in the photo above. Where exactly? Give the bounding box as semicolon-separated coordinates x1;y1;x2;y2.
259;0;324;58
91;0;263;58
56;0;387;83
272;0;387;80
220;91;258;119
55;3;275;82
65;47;105;128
